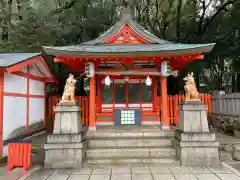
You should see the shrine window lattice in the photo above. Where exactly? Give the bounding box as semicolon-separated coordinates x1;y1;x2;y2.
102;81;152;103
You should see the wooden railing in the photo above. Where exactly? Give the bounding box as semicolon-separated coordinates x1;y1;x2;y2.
168;94;211;125
47;94;211;127
48;96;90;127
211;93;240;116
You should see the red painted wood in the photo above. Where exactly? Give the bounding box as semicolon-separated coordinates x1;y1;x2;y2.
112;80;115;109
48;93;212;127
8;142;32;171
44;83;47;128
160;76;169;126
104;24;151;44
89;77;96;128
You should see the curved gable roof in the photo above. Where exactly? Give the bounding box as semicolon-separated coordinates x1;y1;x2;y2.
81;14;172;45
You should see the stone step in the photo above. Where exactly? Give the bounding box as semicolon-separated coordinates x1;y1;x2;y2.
86;131;174;139
86;148;176;158
84;156;180;165
88;138;173;148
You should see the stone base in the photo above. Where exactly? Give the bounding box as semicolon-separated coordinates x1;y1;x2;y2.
178;101;209;132
53;102;82;134
174;130;220;167
161;125;170;131
233;144;240;161
88;126;97;131
44;134;86;168
234;130;240;138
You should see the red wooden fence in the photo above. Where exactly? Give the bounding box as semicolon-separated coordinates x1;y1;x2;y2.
8;142;32;171
47;94;211;127
168;94;211;125
48;96;90;127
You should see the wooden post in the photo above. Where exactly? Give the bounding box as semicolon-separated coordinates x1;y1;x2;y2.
89;76;96;130
160;76;170;130
152;77;157;111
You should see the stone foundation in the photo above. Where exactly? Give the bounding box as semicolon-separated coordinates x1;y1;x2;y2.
208;114;240;137
174;101;220;167
44;133;86;168
44;102;86;168
174;130;220;166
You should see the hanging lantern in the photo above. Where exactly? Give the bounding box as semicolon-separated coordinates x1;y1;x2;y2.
171;70;179;77
124;76;130;82
85;62;95;78
161;61;170;77
104;76;111;86
145;75;152;86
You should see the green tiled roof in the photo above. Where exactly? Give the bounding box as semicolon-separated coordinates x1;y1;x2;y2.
81;14;171;45
0;53;41;67
43;43;215;56
42;12;216;56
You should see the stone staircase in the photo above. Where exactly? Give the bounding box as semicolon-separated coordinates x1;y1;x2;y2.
84;126;179;165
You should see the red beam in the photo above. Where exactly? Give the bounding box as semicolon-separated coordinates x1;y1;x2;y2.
7;57;39;73
54;54;204;62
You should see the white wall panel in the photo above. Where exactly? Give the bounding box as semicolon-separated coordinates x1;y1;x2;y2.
29;98;44;125
3;96;26;140
3;145;7;157
4;73;27;94
29;79;44;95
29;64;44;77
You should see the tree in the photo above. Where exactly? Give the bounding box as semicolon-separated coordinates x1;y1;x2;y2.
1;0;239;94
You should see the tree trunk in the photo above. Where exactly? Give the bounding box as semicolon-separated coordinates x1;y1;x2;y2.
232;73;236;93
176;0;182;41
16;0;22;20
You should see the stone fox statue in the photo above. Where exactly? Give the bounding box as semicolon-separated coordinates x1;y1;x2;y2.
61;74;77;102
183;72;199;100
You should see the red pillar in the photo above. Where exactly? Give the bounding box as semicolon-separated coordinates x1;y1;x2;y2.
89;76;96;130
152;77;157;111
0;70;4;157
161;76;170;129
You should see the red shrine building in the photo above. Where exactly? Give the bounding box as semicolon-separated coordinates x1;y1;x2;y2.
43;7;215;130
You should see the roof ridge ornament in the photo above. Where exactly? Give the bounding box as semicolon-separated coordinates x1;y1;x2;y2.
119;0;132;20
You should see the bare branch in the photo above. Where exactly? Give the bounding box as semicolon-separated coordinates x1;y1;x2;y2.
201;0;238;34
197;0;206;35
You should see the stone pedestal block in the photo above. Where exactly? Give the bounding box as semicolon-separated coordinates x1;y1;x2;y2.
178;101;209;132
174;101;220;167
233;144;240;161
44;102;86;168
44;137;86;168
53;102;82;134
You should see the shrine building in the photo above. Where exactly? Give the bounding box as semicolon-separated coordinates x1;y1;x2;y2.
43;6;215;130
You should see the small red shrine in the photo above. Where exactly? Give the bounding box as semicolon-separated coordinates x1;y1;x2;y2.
43;5;215;130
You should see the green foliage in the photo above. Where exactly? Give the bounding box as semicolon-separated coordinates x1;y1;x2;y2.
0;0;239;94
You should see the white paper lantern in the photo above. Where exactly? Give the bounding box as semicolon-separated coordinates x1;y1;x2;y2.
171;70;179;77
85;62;95;78
146;75;152;86
161;61;170;77
104;76;111;86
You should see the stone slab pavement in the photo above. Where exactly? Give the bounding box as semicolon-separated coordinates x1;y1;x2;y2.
5;163;240;180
